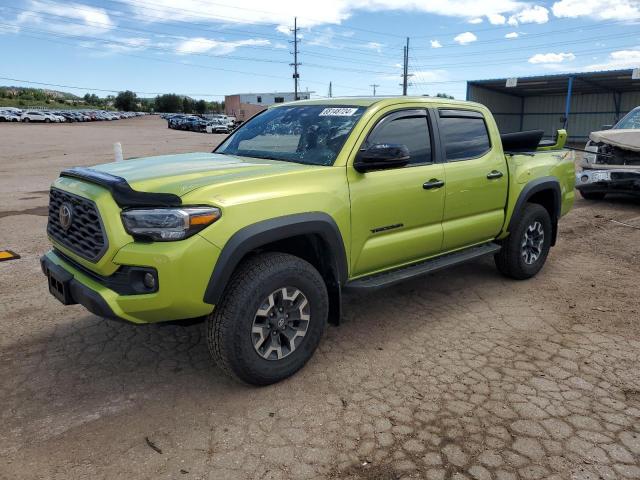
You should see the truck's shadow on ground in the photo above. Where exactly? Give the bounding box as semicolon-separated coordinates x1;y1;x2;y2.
3;258;500;391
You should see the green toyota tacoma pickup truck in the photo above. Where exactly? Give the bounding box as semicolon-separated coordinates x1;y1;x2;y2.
42;97;575;385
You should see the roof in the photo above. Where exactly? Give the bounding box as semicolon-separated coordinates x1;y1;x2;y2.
468;69;640;97
286;96;484;108
227;92;312;96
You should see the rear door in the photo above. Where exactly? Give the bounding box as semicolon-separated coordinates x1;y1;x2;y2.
436;109;508;251
348;108;445;276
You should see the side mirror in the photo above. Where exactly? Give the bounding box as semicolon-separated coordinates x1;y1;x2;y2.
354;143;410;173
601;124;613;130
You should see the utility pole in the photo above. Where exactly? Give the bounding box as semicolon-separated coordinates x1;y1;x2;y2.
402;37;410;96
369;84;379;96
290;17;301;100
328;81;332;98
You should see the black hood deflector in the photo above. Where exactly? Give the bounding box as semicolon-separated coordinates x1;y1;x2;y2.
60;167;182;208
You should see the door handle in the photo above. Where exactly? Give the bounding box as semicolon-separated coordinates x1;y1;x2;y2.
423;179;445;190
487;170;504;179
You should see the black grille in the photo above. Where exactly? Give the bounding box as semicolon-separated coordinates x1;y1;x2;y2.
47;188;108;262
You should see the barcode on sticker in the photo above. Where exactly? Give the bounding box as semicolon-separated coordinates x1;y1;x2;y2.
319;108;358;116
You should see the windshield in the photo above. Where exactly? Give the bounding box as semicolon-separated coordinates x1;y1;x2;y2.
216;105;366;166
615;108;640;129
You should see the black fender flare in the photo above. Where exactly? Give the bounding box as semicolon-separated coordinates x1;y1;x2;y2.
507;176;561;245
203;212;348;305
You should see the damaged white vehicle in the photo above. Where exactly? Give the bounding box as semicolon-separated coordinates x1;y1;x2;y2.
577;106;640;200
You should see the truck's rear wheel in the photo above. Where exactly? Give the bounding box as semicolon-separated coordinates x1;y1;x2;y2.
206;252;328;385
495;203;552;280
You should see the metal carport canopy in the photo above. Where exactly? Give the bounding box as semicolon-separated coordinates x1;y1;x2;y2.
466;69;638;97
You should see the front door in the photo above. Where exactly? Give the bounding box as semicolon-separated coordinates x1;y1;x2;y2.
436;109;509;251
348;109;445;277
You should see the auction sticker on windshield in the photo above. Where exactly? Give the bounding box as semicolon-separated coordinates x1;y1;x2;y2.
319;108;359;116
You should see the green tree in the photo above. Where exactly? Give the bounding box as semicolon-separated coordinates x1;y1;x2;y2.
182;97;193;113
154;94;182;113
435;93;454;99
114;90;138;111
195;99;206;114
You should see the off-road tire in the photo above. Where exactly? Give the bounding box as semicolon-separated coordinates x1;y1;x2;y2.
206;252;328;385
579;190;606;201
495;203;552;280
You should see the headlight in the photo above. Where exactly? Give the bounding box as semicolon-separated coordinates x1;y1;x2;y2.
121;206;221;241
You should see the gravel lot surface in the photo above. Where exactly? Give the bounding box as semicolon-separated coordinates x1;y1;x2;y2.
1;116;639;480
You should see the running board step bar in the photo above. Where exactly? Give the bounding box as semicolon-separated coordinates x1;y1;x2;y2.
344;242;501;292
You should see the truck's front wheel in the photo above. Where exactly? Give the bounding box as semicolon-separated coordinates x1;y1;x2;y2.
495;203;552;280
206;252;328;385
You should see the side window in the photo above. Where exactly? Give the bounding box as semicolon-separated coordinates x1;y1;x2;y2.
367;112;431;165
439;114;491;161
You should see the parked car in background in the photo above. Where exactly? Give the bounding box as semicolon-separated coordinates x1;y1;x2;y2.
206;120;231;134
21;111;52;122
0;110;21;122
576;106;640;199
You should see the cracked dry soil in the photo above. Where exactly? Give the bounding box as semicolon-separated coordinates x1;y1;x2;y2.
1;117;640;479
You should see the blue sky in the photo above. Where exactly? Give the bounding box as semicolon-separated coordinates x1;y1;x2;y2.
0;0;639;100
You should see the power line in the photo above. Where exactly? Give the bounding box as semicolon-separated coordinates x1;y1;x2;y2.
1;30;373;94
411;30;640;61
100;0;407;39
411;19;635;49
409;42;639;70
0;76;227;97
4;5;401;64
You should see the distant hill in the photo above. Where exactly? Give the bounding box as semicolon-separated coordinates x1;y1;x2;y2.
0;85;81;100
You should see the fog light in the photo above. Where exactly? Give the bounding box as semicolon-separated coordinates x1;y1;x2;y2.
143;272;156;290
581;175;589;183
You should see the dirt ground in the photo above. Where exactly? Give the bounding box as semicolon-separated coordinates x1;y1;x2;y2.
1;116;640;480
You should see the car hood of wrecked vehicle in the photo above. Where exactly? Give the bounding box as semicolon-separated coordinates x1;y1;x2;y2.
590;129;640;152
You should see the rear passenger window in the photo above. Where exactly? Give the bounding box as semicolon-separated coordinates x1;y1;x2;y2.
367;113;431;165
440;115;491;161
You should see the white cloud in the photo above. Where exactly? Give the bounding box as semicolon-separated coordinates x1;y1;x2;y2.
276;25;291;35
528;52;575;63
79;37;151;56
306;28;340;48
487;13;506;24
0;24;20;35
364;41;384;52
17;0;114;36
468;17;483;24
175;37;270;55
430;40;443;48
552;0;640;21
454;31;477;45
505;31;519;38
383;67;449;83
410;69;450;82
583;47;640;70
507;5;549;25
119;0;530;29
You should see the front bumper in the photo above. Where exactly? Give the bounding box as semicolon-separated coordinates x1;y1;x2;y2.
575;169;640;197
41;234;221;324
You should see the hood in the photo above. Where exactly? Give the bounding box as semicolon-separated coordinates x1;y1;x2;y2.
590;129;640;152
91;152;319;196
